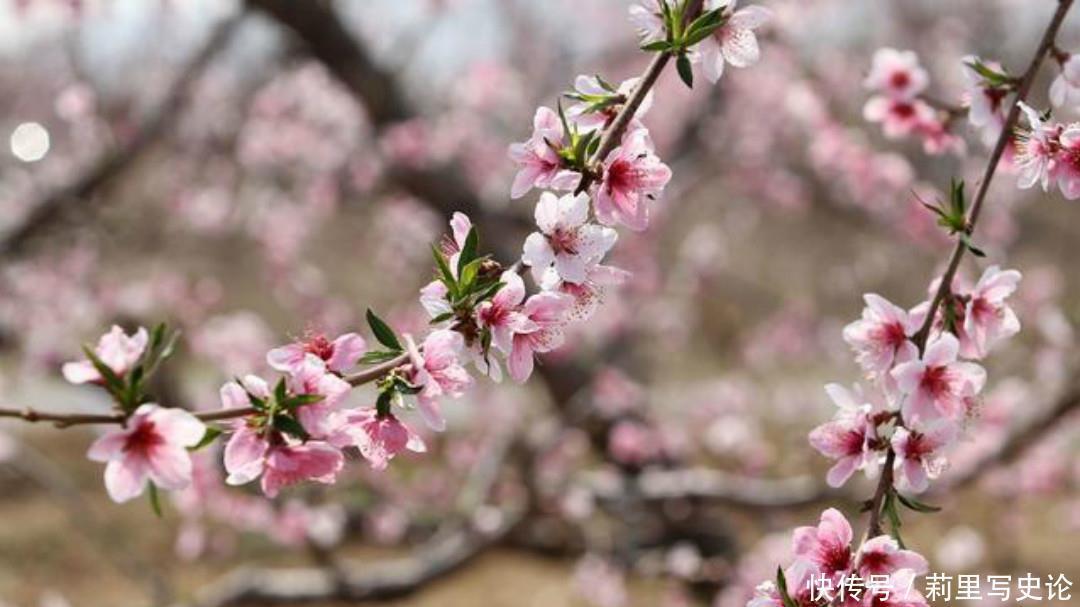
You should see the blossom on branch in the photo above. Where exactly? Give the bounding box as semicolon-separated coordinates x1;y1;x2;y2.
62;325;148;385
87;404;205;503
522;191;618;288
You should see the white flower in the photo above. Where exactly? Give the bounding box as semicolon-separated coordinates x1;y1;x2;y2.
522;192;617;289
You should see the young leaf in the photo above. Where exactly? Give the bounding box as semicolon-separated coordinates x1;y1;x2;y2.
897;493;943;513
883;492;906;548
148;482;164;518
676;52;694;88
81;345;125;395
190;426;223;451
960;234;986;257
431;245;458;296
775;567;798;607
456;227;479;277
359;350;406;364
641;40;672;52
273;377;288;406
273;414;310;440
366;309;403;352
429;311;456;325
278;394;326;410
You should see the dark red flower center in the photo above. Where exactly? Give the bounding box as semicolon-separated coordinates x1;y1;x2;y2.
889;70;911;90
920;365;951;397
124;421;164;455
304;334;334;361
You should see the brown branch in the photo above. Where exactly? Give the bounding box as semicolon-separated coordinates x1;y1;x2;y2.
0;352;410;427
0;14;244;258
183;508;523;607
583;467;841;509
865;0;1075;544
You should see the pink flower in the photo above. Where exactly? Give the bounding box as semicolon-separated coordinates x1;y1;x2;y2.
553;264;632;322
261;442;344;499
331;409;425;470
628;0;665;44
508;107;580;199
267;332;367;374
405;329;472;431
746;582;786;607
286;354;353;438
508;291;573;383
522;192;618;287
856;536;929;578
87;404;205;503
808;384;883;488
222;424;344;498
607;420;664;467
593;128;672;231
1054;123;1080;199
696;0;772;84
567;75;652;133
476;271;535;354
890;333;985;424
1050;54;1080;108
788;508;854;588
864;48;928;100
62;325;148;385
863;97;930;139
955;266;1021;359
1015;101;1059;192
961;56;1007;143
890;422;957;493
843;294;922;377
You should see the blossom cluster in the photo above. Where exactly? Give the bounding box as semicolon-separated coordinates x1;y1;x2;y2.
60;0;773;506
862;48;964;155
812;265;1020;493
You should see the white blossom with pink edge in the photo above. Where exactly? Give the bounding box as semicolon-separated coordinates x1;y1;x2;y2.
508;291;573;383
628;0;664;44
955;265;1021;359
62;325;148;385
475;270;535;354
522;191;618;288
567;75;652;133
961;56;1008;144
843;294;922;379
1014;101;1059;192
1054;123;1080;199
405;329;472;432
507;106;580;199
856;535;929;577
267;332;367;374
87;404;205;503
1050;54;1080;108
593;128;672;231
329;409;425;470
695;0;772;84
808;383;884;488
890;333;986;425
285;354;353;439
890;422;957;494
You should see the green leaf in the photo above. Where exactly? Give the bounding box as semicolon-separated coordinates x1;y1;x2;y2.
964;59;1013;88
366;309;403;352
896;494;943;513
148;482;163;518
430;245;458;296
676;53;694;88
81;345;125;395
359;350;405;364
457;258;484;294
273;415;310;440
429;311;456;325
278;394;326;410
456;227;479;277
273;377;288;406
641;40;671;52
960;234;986;257
681;8;725;47
775;567;798;607
190;426;223;451
375;389;394;417
883;492;906;548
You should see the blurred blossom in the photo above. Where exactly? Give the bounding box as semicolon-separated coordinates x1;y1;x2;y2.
10;122;50;162
934;526;986;571
573;555;627;607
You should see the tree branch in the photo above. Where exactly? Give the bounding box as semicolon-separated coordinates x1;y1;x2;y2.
0;14;244;258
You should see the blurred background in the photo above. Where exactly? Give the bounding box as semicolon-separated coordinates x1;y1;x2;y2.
0;1;1077;606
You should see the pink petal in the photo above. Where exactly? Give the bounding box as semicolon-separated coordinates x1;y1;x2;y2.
104;457;149;503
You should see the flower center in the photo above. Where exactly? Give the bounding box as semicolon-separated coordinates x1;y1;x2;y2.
819;542;852;574
889;70;911;90
920;365;951;397
548;228;579;255
124;421;164;455
304;334;334;361
605;157;637;193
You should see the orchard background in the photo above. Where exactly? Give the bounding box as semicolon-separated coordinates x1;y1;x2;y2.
0;1;1077;606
